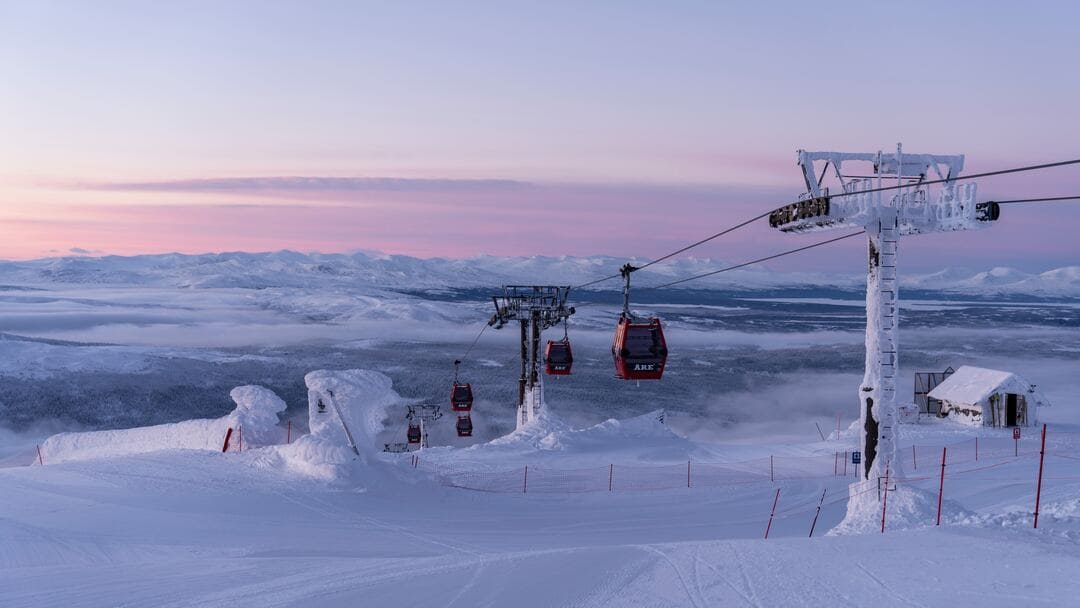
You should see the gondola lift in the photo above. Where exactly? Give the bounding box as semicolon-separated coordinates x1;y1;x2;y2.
544;319;573;376
450;359;474;412
406;422;421;444
455;415;473;437
612;263;668;381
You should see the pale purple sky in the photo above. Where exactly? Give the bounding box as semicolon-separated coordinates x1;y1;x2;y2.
2;1;1079;272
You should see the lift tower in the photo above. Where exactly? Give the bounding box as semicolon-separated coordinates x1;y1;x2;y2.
769;145;1000;482
406;404;442;450
489;286;575;429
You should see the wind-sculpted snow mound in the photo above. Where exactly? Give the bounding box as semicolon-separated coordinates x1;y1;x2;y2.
271;369;404;480
829;481;974;535
471;409;690;465
38;385;286;464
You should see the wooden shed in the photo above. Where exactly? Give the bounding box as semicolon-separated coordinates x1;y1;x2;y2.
927;365;1048;427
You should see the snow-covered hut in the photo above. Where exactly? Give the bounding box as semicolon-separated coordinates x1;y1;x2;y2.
927;366;1048;427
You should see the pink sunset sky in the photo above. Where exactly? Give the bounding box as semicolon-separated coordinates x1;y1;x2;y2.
3;1;1079;272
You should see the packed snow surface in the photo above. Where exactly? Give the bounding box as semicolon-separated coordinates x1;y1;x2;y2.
4;368;1080;607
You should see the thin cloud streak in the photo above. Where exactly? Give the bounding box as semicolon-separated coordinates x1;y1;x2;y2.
4;173;1079;271
89;176;534;193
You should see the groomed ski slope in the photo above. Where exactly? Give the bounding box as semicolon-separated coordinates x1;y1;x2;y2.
2;370;1079;607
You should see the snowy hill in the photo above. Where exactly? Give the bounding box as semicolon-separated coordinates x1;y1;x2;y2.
1;251;1078;297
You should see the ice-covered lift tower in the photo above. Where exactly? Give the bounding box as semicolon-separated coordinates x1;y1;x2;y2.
769;145;1001;481
489;286;575;429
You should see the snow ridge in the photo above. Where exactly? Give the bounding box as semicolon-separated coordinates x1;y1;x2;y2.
2;251;1076;295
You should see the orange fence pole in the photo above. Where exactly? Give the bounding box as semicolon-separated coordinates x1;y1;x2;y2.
881;464;891;533
1034;424;1047;529
936;447;947;526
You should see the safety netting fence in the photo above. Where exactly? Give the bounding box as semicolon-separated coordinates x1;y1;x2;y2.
412;452;860;495
403;426;1078;536
404;429;1078;496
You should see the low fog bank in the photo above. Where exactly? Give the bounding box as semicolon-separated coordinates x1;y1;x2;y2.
0;283;1076;443
2;328;1077;448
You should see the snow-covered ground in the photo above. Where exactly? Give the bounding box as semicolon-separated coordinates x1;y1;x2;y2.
3;369;1080;607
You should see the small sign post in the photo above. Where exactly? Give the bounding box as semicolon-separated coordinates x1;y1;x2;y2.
852;451;862;465
1013;426;1021;456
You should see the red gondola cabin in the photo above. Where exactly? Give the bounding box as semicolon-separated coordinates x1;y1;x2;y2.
612;316;668;380
407;423;421;444
451;383;473;412
544;339;573;375
456;415;473;437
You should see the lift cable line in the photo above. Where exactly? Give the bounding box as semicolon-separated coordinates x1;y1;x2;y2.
798;157;1080;204
989;195;1080;205
459;323;489;362
634;210;772;271
572;210;772;290
571;157;1080;291
645;231;866;290
452;188;1078;364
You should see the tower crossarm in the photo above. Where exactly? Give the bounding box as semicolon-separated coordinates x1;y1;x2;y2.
772;149;1000;234
488;285;575;330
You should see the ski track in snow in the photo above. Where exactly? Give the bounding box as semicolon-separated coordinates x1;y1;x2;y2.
852;558;926;608
641;545;706;608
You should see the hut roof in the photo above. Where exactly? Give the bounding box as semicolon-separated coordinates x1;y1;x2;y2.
928;366;1025;405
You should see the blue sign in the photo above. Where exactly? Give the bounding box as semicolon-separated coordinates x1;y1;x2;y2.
852;451;862;464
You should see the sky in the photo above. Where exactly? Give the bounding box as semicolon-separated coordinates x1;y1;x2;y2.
2;0;1079;272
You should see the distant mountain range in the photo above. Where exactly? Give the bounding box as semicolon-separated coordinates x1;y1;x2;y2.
0;251;1077;297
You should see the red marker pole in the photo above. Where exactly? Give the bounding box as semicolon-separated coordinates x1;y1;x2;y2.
975;436;978;461
609;464;614;492
36;445;44;466
286;420;292;445
936;447;947;526
221;427;234;453
764;488;781;539
770;455;774;483
912;444;917;470
880;464;891;534
1034;424;1047;529
687;460;691;488
523;465;529;494
238;425;243;453
809;488;827;538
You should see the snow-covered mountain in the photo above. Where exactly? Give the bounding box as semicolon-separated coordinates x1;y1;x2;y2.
904;265;1080;297
0;251;1077;297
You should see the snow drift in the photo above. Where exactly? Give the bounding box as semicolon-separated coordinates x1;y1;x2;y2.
38;385;286;464
271;369;404;480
